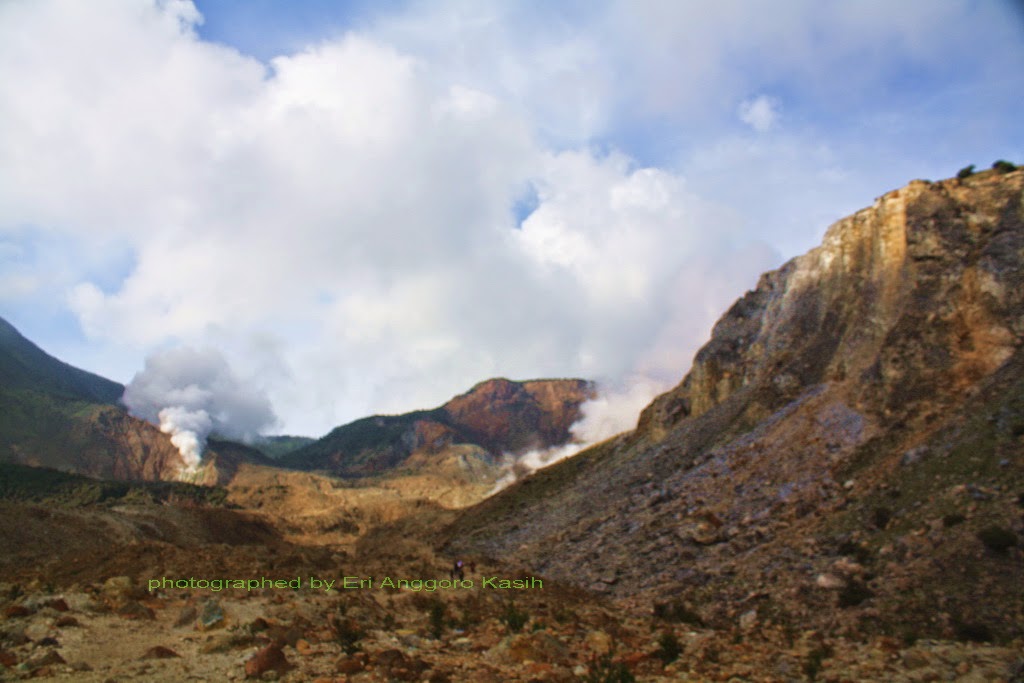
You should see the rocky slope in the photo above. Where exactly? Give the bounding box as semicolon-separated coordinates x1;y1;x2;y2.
0;317;271;484
282;378;594;479
447;168;1024;644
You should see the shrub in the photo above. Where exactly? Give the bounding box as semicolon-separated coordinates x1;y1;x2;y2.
655;631;682;664
582;653;636;683
838;580;873;608
977;525;1018;554
942;513;966;528
501;602;528;633
957;164;975;179
803;644;833;681
872;506;893;530
653;600;704;626
953;619;993;643
331;616;363;654
429;600;446;638
992;160;1017;173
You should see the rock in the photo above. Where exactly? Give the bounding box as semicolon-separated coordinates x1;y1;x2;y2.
902;650;929;669
0;648;17;667
0;625;29;645
901;447;927;466
815;573;846;589
141;646;180;660
2;605;31;618
372;649;429;682
26;649;65;667
102;576;134;597
200;633;253;654
53;615;80;628
489;632;569;665
244;643;291;679
197;599;225;630
174;605;197;627
739;609;758;631
584;629;613;655
265;624;303;647
118;600;155;620
246;617;270;633
45;598;69;612
335;653;367;674
832;557;865;576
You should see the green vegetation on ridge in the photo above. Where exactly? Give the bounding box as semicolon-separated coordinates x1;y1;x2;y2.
0;462;228;507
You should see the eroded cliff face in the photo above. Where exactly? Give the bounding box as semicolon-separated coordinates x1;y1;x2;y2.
449;169;1024;642
640;171;1023;437
442;378;595;454
283;378;595;478
14;405;269;485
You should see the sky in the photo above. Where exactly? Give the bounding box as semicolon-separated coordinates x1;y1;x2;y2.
1;0;1022;444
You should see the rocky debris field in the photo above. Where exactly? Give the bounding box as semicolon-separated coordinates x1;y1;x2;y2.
1;559;1023;682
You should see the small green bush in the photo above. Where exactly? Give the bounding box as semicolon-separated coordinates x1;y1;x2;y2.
838;580;873;608
582;652;636;683
872;506;893;530
957;164;975;179
953;619;993;643
942;513;966;528
977;525;1018;554
330;606;363;654
803;644;833;681
501;602;528;633
429;600;446;638
992;160;1017;173
655;631;682;664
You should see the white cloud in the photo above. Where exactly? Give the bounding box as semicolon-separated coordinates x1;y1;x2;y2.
1;0;1020;439
738;95;781;132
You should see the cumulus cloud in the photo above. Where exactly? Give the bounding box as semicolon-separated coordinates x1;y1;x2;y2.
738;95;781;132
123;347;277;470
1;0;1021;441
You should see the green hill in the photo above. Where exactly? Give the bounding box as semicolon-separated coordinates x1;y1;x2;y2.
0;316;123;404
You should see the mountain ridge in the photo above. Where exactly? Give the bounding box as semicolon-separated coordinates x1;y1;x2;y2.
0;316;123;404
281;376;595;478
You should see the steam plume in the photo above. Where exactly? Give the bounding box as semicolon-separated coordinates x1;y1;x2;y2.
123;347;277;472
490;377;670;493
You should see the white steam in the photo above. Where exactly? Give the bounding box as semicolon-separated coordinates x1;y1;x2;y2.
489;376;671;493
123;347;277;472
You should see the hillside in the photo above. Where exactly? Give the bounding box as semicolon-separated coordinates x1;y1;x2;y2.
446;168;1024;644
281;377;594;478
0;317;123;404
0;317;273;483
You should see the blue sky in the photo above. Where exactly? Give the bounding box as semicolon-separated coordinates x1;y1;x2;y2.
0;0;1022;443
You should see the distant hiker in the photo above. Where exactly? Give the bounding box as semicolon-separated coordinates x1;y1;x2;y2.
450;559;464;581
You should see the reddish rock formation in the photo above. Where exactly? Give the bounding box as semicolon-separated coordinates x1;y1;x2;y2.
282;378;594;478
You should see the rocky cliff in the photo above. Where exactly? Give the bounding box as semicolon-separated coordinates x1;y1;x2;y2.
282;378;594;478
448;168;1024;643
640;170;1022;437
